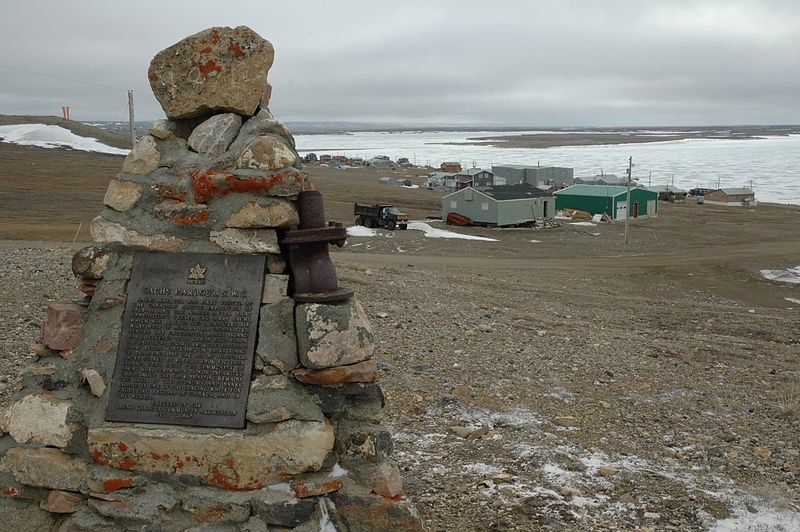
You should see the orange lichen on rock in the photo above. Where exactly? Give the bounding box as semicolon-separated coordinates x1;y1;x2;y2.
190;168;302;202
228;42;245;58
199;60;222;79
118;457;138;471
191;168;228;203
153;184;187;202
291;479;342;498
102;478;133;492
225;171;302;194
1;487;21;497
91;450;110;467
170;210;209;225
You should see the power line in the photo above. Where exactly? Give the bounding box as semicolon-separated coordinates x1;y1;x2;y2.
0;64;129;92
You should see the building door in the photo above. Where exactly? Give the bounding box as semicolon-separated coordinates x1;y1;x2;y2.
647;200;657;217
543;200;549;218
615;201;627;220
633;202;639;218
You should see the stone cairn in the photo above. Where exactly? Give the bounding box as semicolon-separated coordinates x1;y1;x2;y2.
0;26;422;531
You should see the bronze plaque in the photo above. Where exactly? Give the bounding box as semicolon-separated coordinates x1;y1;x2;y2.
106;252;265;428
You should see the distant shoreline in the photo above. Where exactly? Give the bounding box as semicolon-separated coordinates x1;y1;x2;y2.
439;128;800;149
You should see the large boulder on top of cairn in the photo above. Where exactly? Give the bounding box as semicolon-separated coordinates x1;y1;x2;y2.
149;26;274;119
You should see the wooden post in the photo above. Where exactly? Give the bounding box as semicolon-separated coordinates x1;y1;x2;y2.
624;156;632;245
128;90;136;148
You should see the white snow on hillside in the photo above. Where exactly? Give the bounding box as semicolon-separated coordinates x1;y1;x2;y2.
347;222;497;241
407;222;498;241
761;265;800;284
0;124;129;155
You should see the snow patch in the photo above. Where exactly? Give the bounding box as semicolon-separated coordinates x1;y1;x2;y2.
761;265;800;284
0;124;129;155
530;239;541;243
347;225;377;237
329;463;349;478
459;406;545;430
784;297;800;305
407;222;498;241
267;482;292;494
540;462;575;483
570;221;597;226
710;506;800;531
462;462;505;476
318;498;337;532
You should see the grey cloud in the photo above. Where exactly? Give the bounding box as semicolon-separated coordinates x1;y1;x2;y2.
1;0;799;126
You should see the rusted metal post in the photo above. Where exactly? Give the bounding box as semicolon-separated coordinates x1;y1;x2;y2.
281;191;353;303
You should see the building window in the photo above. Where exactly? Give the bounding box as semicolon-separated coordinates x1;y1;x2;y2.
465;189;474;201
450;200;457;209
481;202;489;211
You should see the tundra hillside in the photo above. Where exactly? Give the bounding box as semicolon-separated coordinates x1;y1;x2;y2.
0;128;799;530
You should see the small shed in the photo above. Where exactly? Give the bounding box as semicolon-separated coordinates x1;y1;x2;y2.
701;188;756;206
554;185;658;220
441;185;553;227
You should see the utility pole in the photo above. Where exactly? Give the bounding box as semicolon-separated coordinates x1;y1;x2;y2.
624;156;632;245
128;90;136;148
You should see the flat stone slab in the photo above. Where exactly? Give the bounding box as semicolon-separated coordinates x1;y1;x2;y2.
2;448;87;491
87;421;334;490
41;300;83;351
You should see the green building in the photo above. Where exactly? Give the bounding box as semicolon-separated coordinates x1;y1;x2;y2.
553;185;658;219
441;185;553;227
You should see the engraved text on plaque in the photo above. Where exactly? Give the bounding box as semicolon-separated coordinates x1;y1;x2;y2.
106;252;265;428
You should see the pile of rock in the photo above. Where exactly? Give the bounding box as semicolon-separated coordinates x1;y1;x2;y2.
0;26;421;531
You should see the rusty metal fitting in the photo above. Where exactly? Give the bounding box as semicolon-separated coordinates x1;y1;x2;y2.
281;191;353;303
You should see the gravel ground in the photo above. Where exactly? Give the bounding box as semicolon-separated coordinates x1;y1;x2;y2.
1;234;798;530
335;255;799;531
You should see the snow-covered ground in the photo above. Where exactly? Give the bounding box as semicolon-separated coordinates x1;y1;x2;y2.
406;222;498;241
761;265;800;284
346;226;378;237
0;124;129;155
346;222;498;242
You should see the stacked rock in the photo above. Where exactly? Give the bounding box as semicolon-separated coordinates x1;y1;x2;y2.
0;26;422;531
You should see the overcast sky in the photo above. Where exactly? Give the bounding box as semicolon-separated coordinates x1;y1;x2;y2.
1;0;798;126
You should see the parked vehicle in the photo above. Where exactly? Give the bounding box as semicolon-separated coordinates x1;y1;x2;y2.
688;187;713;197
353;203;409;230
